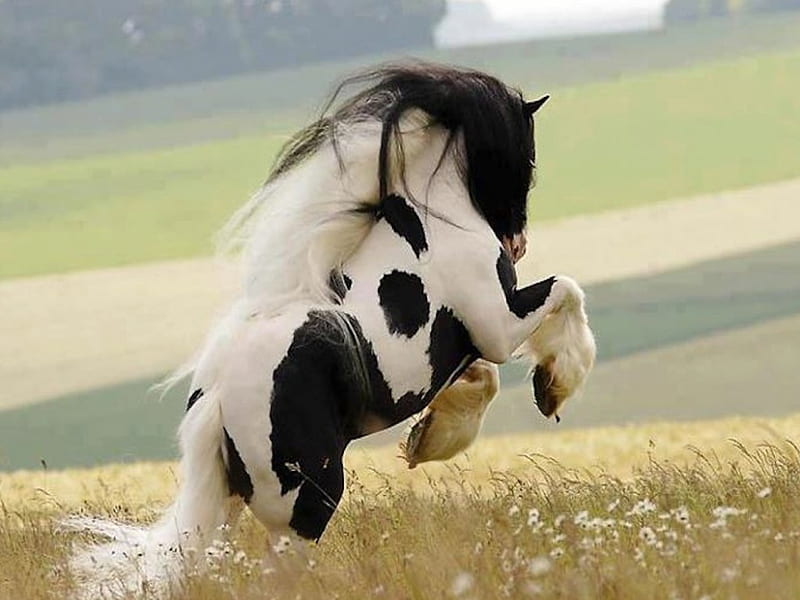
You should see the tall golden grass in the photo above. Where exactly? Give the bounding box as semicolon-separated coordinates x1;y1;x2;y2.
2;414;799;599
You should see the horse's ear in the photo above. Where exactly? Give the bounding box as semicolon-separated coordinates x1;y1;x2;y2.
524;95;550;116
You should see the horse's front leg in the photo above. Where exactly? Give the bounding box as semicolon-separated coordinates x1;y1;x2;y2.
402;359;499;468
458;250;595;422
501;269;596;421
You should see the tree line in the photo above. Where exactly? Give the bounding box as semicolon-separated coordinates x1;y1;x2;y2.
664;0;800;24
0;0;446;111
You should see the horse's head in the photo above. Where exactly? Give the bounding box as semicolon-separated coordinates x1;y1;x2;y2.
363;63;547;260
272;62;547;261
230;62;547;307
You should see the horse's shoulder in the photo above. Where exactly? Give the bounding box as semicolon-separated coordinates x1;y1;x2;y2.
379;193;429;259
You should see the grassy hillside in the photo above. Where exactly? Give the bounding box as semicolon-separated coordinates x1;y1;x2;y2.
2;242;798;472
2;48;800;279
2;417;800;599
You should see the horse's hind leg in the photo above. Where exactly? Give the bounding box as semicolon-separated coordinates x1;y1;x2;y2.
241;441;345;573
403;359;499;468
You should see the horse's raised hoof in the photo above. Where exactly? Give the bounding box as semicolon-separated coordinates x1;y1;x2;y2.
401;361;499;468
402;412;434;469
532;361;564;422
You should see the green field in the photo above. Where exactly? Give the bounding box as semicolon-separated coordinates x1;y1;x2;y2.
2;49;799;279
2;15;800;473
3;11;800;162
2;14;800;279
2;242;798;472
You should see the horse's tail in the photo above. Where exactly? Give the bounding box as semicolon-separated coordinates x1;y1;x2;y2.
65;387;233;598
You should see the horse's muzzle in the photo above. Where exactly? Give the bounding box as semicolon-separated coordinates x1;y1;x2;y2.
502;232;527;264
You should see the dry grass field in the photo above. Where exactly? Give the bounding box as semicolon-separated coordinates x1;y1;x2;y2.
2;414;799;599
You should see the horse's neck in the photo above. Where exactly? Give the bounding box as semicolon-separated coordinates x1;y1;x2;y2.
232;116;477;313
393;127;479;230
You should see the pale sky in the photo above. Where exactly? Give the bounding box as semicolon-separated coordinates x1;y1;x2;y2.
484;0;669;21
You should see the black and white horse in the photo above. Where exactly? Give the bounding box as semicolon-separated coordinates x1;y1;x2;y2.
68;62;596;595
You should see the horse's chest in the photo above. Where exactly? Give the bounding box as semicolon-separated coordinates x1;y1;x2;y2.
332;194;478;430
339;267;477;429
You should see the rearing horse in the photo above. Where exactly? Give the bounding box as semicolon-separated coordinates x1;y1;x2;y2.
68;62;596;595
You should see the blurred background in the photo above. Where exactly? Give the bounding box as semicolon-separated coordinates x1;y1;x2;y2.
1;0;798;471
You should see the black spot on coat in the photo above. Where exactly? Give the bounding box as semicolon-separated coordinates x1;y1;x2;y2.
379;194;428;258
186;388;203;411
378;270;430;337
497;251;556;318
427;307;478;391
223;428;254;502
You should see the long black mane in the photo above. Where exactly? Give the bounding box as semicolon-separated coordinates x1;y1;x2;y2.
268;61;539;240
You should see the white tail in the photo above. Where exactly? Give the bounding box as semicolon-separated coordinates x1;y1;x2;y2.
65;389;234;598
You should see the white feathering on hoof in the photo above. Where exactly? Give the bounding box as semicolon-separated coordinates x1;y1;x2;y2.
63;387;235;599
514;276;597;420
402;360;500;468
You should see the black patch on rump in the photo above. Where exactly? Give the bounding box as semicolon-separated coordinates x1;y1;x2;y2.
269;312;361;540
496;251;556;318
269;306;480;540
379;194;428;258
186;388;204;411
223;428;254;503
378;270;430;337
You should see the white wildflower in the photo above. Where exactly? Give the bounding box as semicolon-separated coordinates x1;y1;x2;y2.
574;510;590;525
757;486;772;499
527;508;541;527
450;572;475;597
550;547;564;559
626;498;657;517
712;506;747;519
527;556;552;577
672;506;690;525
509;504;520;517
639;526;658;546
272;535;292;555
710;506;747;529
